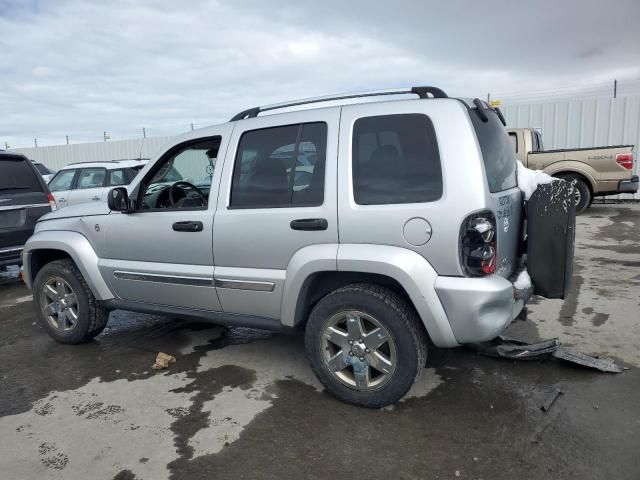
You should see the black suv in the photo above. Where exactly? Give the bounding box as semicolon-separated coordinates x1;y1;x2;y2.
0;151;55;269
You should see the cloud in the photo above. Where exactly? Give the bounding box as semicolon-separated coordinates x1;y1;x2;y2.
1;0;639;147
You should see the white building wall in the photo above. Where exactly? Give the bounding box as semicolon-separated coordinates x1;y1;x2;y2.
10;137;173;171
502;95;640;152
501;95;639;199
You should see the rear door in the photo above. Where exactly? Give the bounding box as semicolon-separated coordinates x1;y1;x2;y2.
48;169;78;208
0;155;51;256
67;167;107;206
213;109;339;319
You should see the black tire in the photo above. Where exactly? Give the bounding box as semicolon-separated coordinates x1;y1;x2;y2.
33;259;108;344
304;283;427;408
559;174;591;213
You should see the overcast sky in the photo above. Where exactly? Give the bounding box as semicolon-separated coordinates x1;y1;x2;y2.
1;0;639;148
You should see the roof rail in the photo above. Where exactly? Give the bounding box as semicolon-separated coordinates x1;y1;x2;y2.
230;85;448;121
65;158;149;166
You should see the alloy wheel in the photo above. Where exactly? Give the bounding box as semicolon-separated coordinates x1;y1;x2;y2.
321;310;397;390
40;276;79;331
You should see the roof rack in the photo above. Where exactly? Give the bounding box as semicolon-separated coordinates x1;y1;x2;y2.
230;85;448;121
66;158;148;166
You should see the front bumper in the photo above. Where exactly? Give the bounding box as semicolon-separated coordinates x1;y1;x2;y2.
435;270;532;344
0;246;24;268
619;175;639;193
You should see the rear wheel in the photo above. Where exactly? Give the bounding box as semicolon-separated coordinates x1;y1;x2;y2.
559;174;591;213
33;259;108;344
305;283;427;408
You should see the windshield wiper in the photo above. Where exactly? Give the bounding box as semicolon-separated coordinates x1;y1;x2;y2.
0;186;31;191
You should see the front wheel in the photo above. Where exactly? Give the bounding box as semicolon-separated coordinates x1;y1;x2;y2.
305;284;427;408
33;259;108;344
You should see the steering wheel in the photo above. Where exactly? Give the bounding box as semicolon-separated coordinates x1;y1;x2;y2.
168;181;207;207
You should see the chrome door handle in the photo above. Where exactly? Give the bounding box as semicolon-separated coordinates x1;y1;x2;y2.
58;198;66;202
92;196;100;201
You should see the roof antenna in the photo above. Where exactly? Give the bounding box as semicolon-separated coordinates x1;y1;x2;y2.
138;137;145;160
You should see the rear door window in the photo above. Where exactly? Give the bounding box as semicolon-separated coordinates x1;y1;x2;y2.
0;157;44;194
230;122;327;208
49;169;77;192
470;111;517;193
352;114;442;205
77;168;107;189
108;169;128;186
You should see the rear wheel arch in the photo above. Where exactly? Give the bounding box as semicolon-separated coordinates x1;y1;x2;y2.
292;271;418;328
552;170;595;194
553;171;593;212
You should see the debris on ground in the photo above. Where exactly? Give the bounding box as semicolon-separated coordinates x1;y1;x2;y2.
540;388;564;412
152;352;176;370
467;335;624;373
552;347;624;373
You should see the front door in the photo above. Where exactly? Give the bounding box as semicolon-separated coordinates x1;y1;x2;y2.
100;129;233;311
213;109;339;319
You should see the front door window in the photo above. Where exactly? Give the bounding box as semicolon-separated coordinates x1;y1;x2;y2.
140;138;220;210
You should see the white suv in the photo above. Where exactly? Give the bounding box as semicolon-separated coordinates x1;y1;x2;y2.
48;159;148;208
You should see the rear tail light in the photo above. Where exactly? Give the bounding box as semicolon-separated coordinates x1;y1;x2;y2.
460;212;497;276
616;153;634;170
47;193;58;211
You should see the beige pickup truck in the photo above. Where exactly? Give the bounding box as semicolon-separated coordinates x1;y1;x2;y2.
507;128;637;212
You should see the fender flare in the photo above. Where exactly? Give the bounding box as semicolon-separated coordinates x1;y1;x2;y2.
337;244;459;348
280;244;338;328
280;243;459;348
22;230;114;300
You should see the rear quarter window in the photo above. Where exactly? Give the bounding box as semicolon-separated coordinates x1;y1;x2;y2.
470;111;517;193
352;113;442;205
0;157;43;194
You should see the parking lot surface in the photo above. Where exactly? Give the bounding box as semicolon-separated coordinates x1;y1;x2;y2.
1;204;639;480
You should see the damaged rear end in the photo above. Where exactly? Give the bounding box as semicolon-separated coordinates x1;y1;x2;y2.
435;99;571;344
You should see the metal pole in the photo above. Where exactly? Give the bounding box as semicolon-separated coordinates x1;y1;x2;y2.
613;79;617;99
4;141;8;150
487;93;490;103
103;131;107;142
34;138;38;148
143;127;146;138
66;135;69;145
190;122;194;131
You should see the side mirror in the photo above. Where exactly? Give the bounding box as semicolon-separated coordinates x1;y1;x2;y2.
107;187;132;212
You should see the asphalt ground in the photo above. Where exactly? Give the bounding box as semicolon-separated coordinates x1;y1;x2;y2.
0;203;638;479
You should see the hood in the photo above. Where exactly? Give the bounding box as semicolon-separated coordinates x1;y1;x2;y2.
39;202;111;221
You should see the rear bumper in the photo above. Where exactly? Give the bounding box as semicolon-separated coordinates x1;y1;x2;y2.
618;175;639;193
0;246;24;268
435;270;532;344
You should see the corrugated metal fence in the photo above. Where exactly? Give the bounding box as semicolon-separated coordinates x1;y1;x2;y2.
11;137;173;171
502;95;639;199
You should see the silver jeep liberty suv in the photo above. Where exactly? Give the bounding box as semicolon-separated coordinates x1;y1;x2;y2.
23;86;534;407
